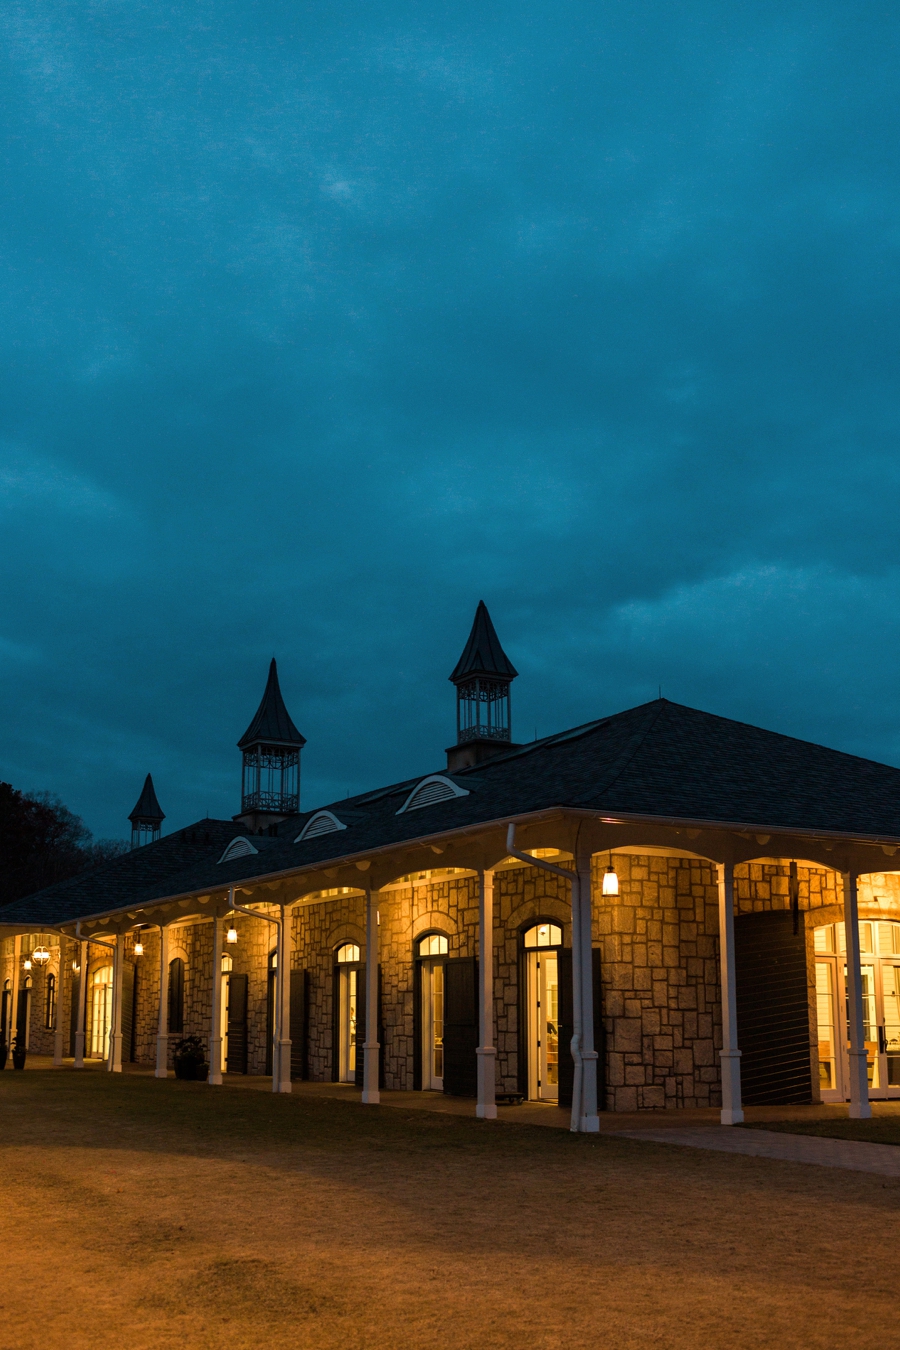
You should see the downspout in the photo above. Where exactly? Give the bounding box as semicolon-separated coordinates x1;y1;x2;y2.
230;894;283;1093
505;824;583;1133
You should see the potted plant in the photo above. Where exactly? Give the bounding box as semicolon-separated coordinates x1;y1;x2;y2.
172;1035;208;1081
11;1037;26;1071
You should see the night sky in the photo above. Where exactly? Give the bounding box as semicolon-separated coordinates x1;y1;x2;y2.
3;2;899;840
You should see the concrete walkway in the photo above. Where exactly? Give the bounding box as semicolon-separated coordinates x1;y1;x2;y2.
615;1125;900;1177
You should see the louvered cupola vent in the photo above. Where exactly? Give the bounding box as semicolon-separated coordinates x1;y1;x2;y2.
295;811;347;842
397;775;470;814
218;836;259;863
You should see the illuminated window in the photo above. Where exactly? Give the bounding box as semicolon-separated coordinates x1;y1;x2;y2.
336;943;360;964
90;966;113;1056
221;953;233;973
524;923;563;949
417;934;449;957
814;925;834;953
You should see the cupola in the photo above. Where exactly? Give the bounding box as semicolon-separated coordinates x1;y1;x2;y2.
446;601;521;772
233;658;306;833
128;774;165;849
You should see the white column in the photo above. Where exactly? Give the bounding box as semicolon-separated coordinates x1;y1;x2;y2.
362;887;380;1104
275;905;293;1094
208;917;224;1085
476;868;497;1120
155;924;170;1078
52;945;64;1065
9;936;21;1061
73;940;87;1067
108;933;125;1072
577;854;599;1132
717;863;744;1125
843;869;872;1120
568;871;584;1133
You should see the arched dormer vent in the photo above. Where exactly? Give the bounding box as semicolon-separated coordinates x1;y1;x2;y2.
397;775;470;815
295;811;347;843
218;836;259;864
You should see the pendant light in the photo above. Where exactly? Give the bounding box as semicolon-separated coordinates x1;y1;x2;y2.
32;945;50;966
226;920;239;944
602;851;619;896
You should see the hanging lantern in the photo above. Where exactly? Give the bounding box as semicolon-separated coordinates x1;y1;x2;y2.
133;939;144;956
226;924;239;944
602;858;619;896
32;945;51;966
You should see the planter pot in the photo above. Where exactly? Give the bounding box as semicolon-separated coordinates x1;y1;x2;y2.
174;1059;208;1081
12;1049;27;1070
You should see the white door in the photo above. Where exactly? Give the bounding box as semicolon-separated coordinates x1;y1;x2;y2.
420;959;445;1090
338;966;358;1083
527;950;560;1101
90;967;113;1058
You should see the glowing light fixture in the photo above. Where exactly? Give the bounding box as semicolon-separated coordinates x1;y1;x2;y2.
602;854;619;897
72;960;80;973
32;946;50;966
133;939;144;956
226;924;239;944
22;957;32;971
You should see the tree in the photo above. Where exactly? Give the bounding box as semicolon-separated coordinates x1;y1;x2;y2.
0;784;128;907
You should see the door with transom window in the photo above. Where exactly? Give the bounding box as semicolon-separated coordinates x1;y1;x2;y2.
334;944;361;1083
416;933;448;1091
524;922;562;1101
815;921;900;1101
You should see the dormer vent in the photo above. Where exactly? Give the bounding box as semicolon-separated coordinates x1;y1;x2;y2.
397;775;470;814
218;836;259;863
295;811;347;842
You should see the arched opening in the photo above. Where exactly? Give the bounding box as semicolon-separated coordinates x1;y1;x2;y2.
521;922;563;1102
415;932;449;1091
333;943;361;1084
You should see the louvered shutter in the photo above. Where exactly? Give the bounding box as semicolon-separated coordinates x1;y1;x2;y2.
735;911;812;1104
226;973;248;1074
290;969;308;1080
443;957;478;1097
120;962;135;1063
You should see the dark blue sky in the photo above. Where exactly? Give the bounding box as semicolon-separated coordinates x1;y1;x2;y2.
2;1;899;839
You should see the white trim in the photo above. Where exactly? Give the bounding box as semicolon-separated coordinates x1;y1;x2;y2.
396;775;470;815
218;836;259;864
295;811;347;843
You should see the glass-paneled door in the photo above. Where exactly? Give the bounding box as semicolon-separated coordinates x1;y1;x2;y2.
815;921;900;1100
524;922;562;1102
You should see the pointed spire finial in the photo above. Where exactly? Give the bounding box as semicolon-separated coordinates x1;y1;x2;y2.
449;600;518;684
129;773;165;849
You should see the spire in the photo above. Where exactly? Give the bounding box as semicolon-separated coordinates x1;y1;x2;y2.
128;774;164;849
238;658;306;750
449;600;518;684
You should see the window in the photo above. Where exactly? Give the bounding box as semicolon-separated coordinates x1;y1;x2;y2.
221;953;233;973
90;967;113;1056
396;775;470;814
336;943;360;964
524;923;563;949
45;973;56;1030
417;934;449;957
168;958;185;1033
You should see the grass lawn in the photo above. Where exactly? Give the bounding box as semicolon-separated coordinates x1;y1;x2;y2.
742;1115;900;1146
1;1071;897;1350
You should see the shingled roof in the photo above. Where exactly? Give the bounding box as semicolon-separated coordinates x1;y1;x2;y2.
7;698;900;928
449;601;518;683
238;659;306;750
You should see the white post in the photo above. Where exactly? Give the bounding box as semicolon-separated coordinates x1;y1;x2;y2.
362;887;380;1104
568;870;584;1133
108;933;125;1072
155;924;170;1078
843;869;872;1120
52;944;64;1065
476;869;497;1120
577;852;599;1131
717;863;744;1124
9;936;21;1062
208;917;223;1085
73;940;87;1067
275;905;293;1094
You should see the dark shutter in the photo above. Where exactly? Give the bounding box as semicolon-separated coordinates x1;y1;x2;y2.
1;988;9;1043
290;969;308;1081
331;966;340;1082
69;973;81;1057
556;949;603;1110
412;960;423;1092
734;911;812;1105
16;988;28;1044
120;962;135;1063
265;968;276;1075
167;958;184;1034
443;956;478;1097
226;973;248;1074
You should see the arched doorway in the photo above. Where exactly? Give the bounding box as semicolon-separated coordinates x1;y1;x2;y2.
415;933;448;1091
333;943;361;1083
89;966;113;1057
523;922;563;1102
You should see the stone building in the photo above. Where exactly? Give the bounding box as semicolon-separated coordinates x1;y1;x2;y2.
3;603;900;1127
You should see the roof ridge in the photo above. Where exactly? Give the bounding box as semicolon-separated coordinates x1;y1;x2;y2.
576;699;669;803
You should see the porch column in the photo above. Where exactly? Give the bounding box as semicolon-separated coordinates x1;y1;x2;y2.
73;940;88;1067
52;944;65;1065
576;852;599;1132
843;869;872;1120
362;886;380;1104
208;917;224;1086
9;935;21;1063
274;905;293;1094
155;924;171;1078
107;933;125;1072
476;868;497;1120
716;863;744;1125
